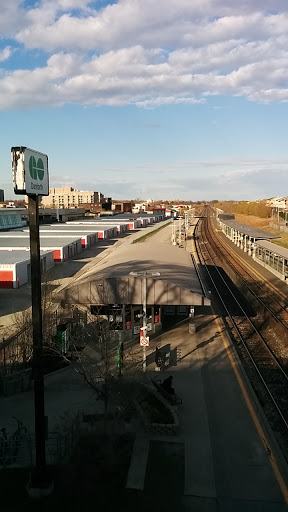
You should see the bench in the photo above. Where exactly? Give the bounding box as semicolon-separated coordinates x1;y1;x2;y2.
152;378;183;405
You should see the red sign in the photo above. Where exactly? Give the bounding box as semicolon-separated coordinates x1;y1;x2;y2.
154;315;160;324
140;337;149;346
125;321;132;330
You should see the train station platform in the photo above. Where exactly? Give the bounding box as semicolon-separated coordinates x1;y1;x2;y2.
127;314;288;511
213;220;288;298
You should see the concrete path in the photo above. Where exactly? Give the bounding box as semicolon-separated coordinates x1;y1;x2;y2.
133;315;288;510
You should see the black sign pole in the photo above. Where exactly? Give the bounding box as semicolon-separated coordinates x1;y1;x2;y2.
28;194;47;486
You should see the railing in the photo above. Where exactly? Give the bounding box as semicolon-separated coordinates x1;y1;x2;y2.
0;308;64;377
0;413;81;469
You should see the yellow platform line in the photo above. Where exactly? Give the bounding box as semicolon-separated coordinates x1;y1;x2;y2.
194;223;288;501
216;316;288;504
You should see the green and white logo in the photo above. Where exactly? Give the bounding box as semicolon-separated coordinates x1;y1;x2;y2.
29;156;45;181
25;148;49;195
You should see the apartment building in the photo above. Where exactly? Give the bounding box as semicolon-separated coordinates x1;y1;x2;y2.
41;187;103;208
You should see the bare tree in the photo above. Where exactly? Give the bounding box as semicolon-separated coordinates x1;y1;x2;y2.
1;273;62;375
67;307;142;417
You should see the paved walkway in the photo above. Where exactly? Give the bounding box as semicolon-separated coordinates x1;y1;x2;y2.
128;315;288;511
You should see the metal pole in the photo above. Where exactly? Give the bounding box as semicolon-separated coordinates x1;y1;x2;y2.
142;271;147;372
172;220;176;245
28;195;47;479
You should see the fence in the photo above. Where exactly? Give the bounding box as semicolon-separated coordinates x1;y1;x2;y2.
0;307;74;382
0;412;81;469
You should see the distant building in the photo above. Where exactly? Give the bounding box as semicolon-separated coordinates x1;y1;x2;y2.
152;207;166;216
0;189;4;202
112;201;133;213
40;187;104;208
0;208;26;230
132;203;148;213
81;197;112;214
267;197;288;209
39;207;86;223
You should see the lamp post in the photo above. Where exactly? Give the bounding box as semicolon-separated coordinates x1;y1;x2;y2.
129;270;160;372
11;146;52;495
178;217;181;246
171;220;176;246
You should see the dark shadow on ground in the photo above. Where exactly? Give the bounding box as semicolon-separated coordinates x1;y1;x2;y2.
204;265;257;317
177;331;222;364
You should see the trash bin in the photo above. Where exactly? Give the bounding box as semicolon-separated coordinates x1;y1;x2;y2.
155;347;164;369
56;323;69;355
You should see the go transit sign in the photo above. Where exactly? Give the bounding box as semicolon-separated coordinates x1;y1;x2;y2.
11;146;49;196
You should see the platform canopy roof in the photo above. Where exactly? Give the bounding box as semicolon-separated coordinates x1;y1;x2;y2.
59;242;211;307
256;240;288;259
220;219;279;240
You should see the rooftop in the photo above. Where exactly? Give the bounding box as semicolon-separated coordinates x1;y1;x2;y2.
256;239;288;258
0;250;50;264
60;240;210;306
219;219;279;240
0;236;82;248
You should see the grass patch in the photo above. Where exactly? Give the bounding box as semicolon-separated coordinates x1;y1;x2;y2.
235;214;288;249
132;222;171;244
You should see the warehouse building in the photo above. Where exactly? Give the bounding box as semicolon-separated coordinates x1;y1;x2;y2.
66;219;130;234
0;236;83;262
0;250;54;288
38;227;99;248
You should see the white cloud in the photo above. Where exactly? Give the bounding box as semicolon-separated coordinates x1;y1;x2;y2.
0;0;288;108
0;0;24;34
135;97;204;108
0;47;13;62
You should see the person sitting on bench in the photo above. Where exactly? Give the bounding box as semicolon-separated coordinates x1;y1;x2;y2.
161;375;175;395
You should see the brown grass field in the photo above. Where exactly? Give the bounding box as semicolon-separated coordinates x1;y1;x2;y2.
234;214;288;250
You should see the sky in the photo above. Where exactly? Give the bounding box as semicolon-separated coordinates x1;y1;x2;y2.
1;1;288;201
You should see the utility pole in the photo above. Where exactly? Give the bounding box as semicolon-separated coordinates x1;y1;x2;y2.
178;216;182;246
12;146;52;496
171;219;176;245
142;271;147;372
184;211;188;242
29;195;46;476
129;270;160;372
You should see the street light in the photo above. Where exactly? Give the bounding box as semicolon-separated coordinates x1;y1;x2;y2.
129;270;160;372
171;220;177;246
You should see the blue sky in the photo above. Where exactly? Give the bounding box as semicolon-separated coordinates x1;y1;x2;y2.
1;1;288;201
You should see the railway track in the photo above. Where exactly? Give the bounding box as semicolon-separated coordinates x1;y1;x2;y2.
208;213;288;328
195;213;288;457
